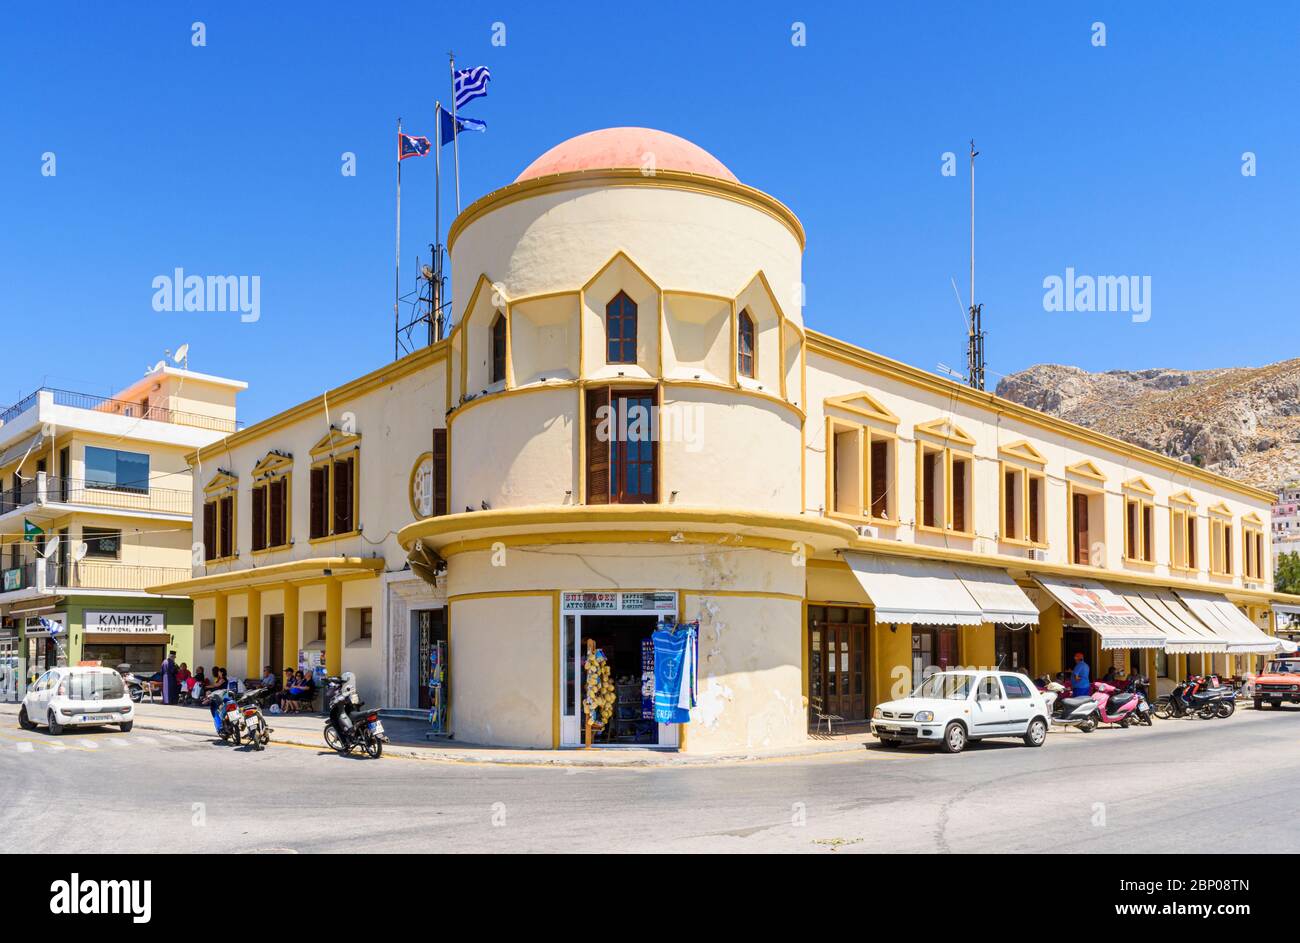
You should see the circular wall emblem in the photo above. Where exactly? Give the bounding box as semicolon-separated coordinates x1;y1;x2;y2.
409;452;434;518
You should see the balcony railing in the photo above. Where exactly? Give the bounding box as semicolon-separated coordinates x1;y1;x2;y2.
1;559;189;594
0;387;242;433
0;475;191;516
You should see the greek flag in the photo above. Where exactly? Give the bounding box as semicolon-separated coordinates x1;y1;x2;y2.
439;110;487;146
39;617;62;635
453;66;491;109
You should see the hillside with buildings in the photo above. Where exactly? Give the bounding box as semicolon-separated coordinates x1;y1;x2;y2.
994;358;1300;493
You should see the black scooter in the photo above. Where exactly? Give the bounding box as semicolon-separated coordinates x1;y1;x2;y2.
1155;677;1234;719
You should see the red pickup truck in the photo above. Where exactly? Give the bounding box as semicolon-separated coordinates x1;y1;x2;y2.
1253;658;1300;709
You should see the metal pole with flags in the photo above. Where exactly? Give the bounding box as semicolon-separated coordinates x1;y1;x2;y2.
395;117;403;361
449;52;462;214
434;102;442;250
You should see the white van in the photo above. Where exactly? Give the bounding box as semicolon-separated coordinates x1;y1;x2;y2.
18;667;135;734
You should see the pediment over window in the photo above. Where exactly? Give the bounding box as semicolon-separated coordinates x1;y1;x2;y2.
1065;460;1106;483
914;417;975;448
998;439;1047;466
310;428;361;458
824;391;899;426
1123;476;1156;496
203;469;238;494
252;450;293;477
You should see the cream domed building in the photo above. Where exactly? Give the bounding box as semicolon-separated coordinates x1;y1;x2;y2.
156;128;1293;754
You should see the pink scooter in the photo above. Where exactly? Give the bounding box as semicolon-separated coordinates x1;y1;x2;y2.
1091;681;1143;727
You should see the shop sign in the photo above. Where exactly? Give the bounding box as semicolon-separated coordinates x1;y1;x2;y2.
84;611;167;633
2;568;20;592
561;591;678;613
1050;582;1147;630
23;613;66;635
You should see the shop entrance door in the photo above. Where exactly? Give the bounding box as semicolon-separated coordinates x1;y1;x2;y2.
411;609;447;709
806;606;869;723
995;625;1031;673
560;611;680;749
1062;626;1096;686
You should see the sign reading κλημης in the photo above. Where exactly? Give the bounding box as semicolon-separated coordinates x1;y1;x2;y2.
83;611;167;632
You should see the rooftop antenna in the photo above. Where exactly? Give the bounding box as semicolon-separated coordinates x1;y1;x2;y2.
966;139;986;392
172;343;190;369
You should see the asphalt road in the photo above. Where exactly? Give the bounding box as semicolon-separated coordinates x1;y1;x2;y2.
2;706;1297;853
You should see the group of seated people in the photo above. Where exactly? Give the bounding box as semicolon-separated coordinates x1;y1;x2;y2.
253;666;317;713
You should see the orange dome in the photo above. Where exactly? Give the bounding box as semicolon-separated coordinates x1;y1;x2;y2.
514;127;738;184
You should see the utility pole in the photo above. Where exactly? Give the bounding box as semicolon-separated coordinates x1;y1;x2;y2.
966;139;986;391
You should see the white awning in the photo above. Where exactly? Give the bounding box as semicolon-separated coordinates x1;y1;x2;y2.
1175;591;1282;654
1117;588;1226;653
842;553;1037;626
0;432;43;468
1032;576;1167;649
952;564;1039;626
1277;638;1300;654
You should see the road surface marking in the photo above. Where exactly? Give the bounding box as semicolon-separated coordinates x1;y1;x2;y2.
45;743;66;752
77;739;99;749
15;742;33;753
106;738;129;748
132;736;156;746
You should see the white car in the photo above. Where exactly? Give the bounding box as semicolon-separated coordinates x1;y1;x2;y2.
18;666;135;735
871;670;1050;754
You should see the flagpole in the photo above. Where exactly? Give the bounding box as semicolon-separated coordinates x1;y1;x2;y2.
395;117;402;361
449;52;462;214
435;102;442;250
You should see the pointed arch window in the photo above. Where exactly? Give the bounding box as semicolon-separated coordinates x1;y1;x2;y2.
737;308;755;378
490;313;507;384
606;291;637;364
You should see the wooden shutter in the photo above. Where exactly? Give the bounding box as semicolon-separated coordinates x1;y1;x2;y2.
951;459;967;532
309;465;328;538
202;501;217;561
922;451;937;528
1073;493;1089;564
1028;477;1041;543
269;478;286;548
333;456;355;534
218;495;234;559
1004;471;1016;537
1186;515;1197;568
585;387;610;505
251;485;267;552
432;429;448;517
870;439;888;519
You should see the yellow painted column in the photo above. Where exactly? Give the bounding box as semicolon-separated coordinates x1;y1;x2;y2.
282;581;300;673
325;577;343;675
962;623;996;670
1035;604;1064;678
873;621;913;703
214;592;228;670
245;587;262;683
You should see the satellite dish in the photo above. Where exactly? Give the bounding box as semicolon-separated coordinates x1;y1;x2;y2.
42;536;59;559
173;343;190;366
73;540;89;562
149;359;166;374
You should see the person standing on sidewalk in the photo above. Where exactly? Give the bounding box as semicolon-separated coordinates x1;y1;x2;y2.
160;651;179;704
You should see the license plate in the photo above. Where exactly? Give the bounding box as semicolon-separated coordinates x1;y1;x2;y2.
881;726;900;734
82;714;113;722
246;717;259;730
369;721;384;735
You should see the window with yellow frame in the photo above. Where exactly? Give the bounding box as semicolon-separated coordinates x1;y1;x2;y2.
1122;478;1157;566
308;428;361;542
1242;514;1265;582
250;451;292;554
201;470;238;564
823;393;900;525
914;420;975;536
1169;492;1198;573
998;442;1048;547
1208;504;1234;577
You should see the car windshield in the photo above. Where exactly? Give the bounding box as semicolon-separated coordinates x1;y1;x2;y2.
913;673;975;700
1267;660;1300;674
65;671;125;701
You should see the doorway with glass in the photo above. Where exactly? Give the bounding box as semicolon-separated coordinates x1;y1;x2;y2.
559;609;679;749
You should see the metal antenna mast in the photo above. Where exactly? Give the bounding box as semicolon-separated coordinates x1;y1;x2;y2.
966;139;986;391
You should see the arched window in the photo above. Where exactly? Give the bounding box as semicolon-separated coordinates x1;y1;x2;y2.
606;292;637;364
490;313;507;383
737;309;755;378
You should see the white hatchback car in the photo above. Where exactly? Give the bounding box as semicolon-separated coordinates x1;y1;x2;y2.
871;669;1050;754
19;667;135;735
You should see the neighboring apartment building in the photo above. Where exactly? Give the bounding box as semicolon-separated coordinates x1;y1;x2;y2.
0;366;245;687
1271;481;1300;564
152;128;1295;754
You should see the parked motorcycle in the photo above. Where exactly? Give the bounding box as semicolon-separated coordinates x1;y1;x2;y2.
235;688;273;751
1042;680;1101;732
118;664;147;703
1092;680;1145;727
204;688;243;743
322;672;386;758
1155;676;1234;720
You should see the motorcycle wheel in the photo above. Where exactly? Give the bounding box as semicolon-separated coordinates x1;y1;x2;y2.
1119;716;1131;728
324;725;346;754
1153;699;1172;720
1196;705;1216;720
218;727;231;742
363;736;383;759
1079;718;1097;733
1216;700;1235;718
232;727;242;746
1141;711;1153;726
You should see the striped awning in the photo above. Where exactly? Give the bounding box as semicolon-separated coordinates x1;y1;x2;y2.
1032;576;1166;649
1116;588;1227;654
1175;591;1282;654
0;431;43;468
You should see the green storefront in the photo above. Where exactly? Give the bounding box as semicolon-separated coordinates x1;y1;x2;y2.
16;596;194;682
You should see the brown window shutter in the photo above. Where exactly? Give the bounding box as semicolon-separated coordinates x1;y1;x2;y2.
219;495;234;559
1003;471;1016;537
1074;493;1089;564
1187;516;1197;568
202;501;217;562
870;439;888;519
251;485;267;552
585;387;610;505
269;478;286;547
310;465;328;539
432;429;448;517
1028;477;1041;543
333;456;355;533
951;460;967;532
922;452;937;528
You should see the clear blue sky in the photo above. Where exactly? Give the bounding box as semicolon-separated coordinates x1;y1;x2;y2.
4;1;1297;423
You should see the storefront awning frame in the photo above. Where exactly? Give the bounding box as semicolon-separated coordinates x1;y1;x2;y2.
843;552;1038;626
1175;591;1282;654
1031;575;1167;650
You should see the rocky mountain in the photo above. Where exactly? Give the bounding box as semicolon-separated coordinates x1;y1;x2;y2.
994;359;1300;493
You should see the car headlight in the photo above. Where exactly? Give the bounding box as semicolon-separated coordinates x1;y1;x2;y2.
872;707;882;719
914;711;934;723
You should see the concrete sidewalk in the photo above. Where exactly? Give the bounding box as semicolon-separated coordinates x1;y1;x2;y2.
0;700;866;767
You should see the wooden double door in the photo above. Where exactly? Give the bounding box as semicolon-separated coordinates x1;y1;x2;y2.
808;606;869;722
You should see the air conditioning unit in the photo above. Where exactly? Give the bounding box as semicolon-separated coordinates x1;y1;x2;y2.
1027;548;1048;562
854;524;879;539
